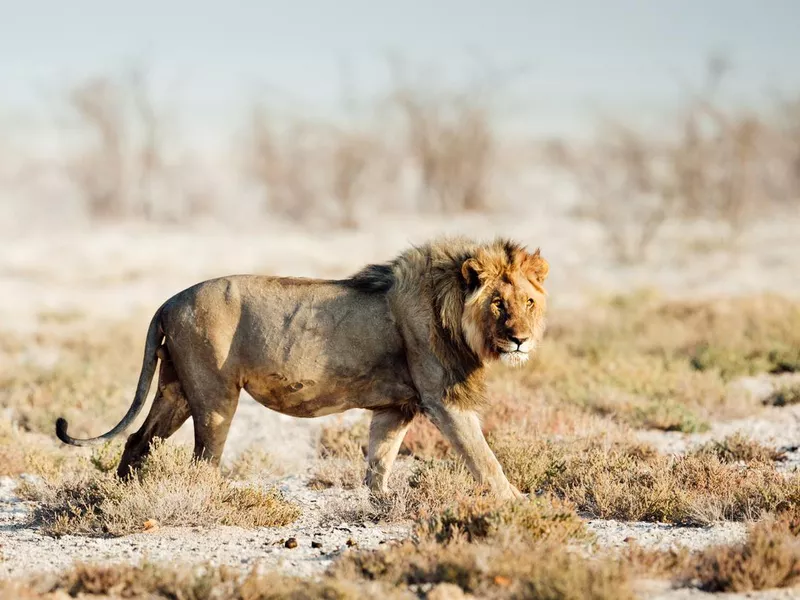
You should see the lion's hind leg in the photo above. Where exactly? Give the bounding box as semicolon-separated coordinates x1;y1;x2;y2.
365;408;413;494
117;346;191;478
187;381;240;467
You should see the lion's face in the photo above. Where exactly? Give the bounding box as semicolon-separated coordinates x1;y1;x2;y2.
460;246;549;367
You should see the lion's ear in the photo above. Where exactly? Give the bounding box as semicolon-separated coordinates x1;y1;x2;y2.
461;258;483;291
524;249;549;284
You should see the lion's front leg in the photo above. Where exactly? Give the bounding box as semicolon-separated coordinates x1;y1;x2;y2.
365;408;413;494
424;402;522;501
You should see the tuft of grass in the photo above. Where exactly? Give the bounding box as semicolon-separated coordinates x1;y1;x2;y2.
308;456;366;490
224;445;282;481
317;416;370;461
690;432;786;464
27;440;300;537
493;433;800;524
420;495;588;545
310;415;370;489
0;419;69;478
765;381;800;407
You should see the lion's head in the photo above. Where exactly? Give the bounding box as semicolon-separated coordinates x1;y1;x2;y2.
459;241;549;367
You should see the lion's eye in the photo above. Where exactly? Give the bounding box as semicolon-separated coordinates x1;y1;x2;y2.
527;298;535;307
492;298;503;309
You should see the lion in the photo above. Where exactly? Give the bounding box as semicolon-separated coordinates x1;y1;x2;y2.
56;236;549;500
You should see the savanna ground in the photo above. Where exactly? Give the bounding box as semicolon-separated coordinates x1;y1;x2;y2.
1;210;800;600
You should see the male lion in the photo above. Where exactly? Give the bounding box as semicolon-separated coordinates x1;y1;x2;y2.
56;237;548;500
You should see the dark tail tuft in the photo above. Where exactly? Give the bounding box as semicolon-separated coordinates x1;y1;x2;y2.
55;417;73;445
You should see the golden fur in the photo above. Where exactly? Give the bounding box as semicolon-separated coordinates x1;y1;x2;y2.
55;236;549;499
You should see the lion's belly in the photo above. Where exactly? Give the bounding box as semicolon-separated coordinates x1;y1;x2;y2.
242;367;417;418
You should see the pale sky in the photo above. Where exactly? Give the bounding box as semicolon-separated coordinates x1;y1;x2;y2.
1;1;798;136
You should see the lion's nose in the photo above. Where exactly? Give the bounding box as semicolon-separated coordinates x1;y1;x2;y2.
508;336;529;348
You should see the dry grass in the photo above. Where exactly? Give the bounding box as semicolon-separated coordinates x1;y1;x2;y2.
492;433;799;525
26;440;300;537
223;445;283;481
317;456;478;525
0;318;144;437
494;292;800;434
0;420;70;478
4;562;409;600
333;535;632;600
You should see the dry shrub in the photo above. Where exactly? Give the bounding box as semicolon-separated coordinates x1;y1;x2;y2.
679;511;800;592
308;457;366;491
333;535;632;600
244;106;385;227
407;459;482;519
386;59;504;213
690;432;786;464
549;57;800;262
318;458;477;525
27;440;300;536
60;65;203;223
493;433;800;524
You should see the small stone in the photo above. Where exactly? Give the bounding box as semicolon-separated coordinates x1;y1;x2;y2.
346;538;357;547
285;537;298;549
311;540;322;549
143;519;159;532
623;536;636;543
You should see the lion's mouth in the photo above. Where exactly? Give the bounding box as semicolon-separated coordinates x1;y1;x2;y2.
497;348;530;367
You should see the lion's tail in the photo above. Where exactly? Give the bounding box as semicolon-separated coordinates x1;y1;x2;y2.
55;303;166;447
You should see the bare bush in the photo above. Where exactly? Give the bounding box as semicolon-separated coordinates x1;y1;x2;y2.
550;57;800;262
60;64;200;222
384;58;519;213
243;102;384;227
242;58;524;225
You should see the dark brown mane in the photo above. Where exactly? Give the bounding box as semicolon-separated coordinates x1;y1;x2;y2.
341;262;395;293
340;236;546;410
